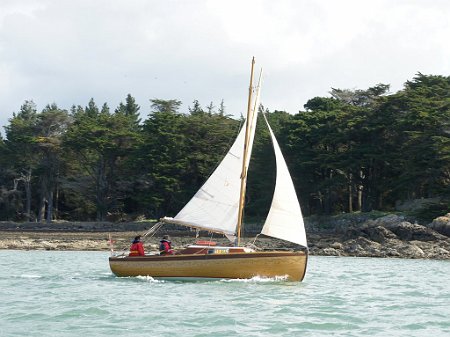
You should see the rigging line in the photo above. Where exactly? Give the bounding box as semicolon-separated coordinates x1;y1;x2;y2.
112;222;164;256
142;222;164;239
251;233;261;245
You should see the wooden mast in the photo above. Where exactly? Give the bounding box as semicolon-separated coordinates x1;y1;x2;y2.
236;57;255;246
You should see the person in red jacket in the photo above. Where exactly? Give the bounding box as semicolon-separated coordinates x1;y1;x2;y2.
159;235;175;255
129;235;145;256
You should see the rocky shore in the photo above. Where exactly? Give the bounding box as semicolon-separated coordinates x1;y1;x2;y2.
1;213;449;259
308;214;450;259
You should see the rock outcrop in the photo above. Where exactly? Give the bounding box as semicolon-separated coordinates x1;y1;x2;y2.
428;213;450;237
309;214;450;259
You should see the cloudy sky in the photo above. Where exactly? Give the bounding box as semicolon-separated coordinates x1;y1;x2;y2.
1;0;449;133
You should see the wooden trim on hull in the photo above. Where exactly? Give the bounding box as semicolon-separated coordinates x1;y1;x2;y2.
109;251;308;281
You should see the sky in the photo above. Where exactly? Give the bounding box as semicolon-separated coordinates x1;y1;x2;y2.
1;0;449;134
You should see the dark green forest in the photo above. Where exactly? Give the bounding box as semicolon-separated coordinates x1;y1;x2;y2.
1;73;449;223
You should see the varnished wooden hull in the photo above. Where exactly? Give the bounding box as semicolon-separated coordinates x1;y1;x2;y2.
109;250;308;281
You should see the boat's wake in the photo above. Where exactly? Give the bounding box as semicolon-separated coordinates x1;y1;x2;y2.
128;275;289;283
135;275;165;283
221;275;289;283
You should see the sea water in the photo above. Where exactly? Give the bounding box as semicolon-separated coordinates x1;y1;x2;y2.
0;251;449;337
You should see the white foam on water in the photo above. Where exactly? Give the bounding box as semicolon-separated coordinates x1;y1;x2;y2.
135;275;165;283
19;274;42;279
220;275;289;283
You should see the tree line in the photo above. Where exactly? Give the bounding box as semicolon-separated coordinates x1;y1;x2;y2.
0;73;449;223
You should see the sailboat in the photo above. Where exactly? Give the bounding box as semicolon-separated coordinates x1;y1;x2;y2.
109;58;308;281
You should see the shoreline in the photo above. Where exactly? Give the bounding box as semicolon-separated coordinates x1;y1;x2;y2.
1;214;449;259
0;230;297;253
1;229;449;260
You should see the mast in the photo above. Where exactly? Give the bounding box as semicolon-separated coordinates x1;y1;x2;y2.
236;57;255;246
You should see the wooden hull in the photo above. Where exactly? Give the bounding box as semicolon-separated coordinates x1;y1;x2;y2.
109;250;308;281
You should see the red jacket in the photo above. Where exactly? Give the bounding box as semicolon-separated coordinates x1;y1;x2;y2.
159;240;174;255
129;241;145;256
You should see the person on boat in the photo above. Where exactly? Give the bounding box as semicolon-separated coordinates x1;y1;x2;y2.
159;235;175;255
129;235;145;256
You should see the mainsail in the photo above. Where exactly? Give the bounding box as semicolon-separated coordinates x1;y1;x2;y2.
165;123;248;236
163;72;261;237
260;114;308;247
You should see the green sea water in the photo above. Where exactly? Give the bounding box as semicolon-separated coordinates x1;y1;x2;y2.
0;250;449;337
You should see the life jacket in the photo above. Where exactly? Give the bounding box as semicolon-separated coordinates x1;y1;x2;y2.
129;241;145;256
159;239;173;255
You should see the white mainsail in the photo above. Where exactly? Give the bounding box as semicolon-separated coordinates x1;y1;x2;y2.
163;80;260;237
260;114;308;247
165;124;247;235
